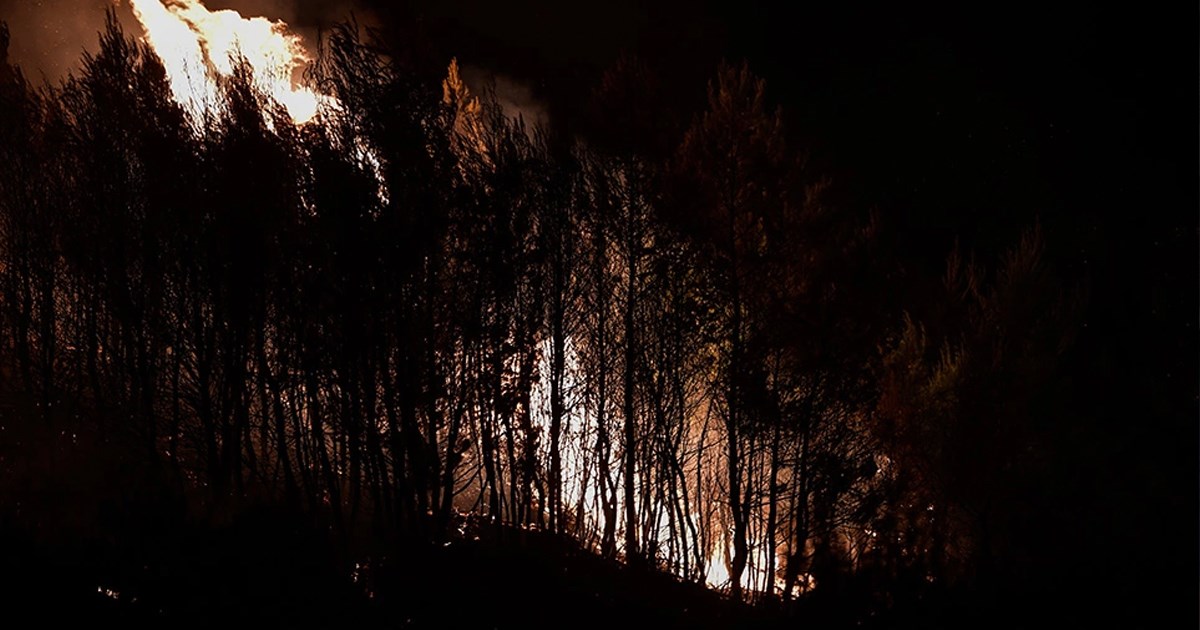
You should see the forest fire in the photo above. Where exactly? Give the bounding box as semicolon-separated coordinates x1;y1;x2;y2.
4;3;857;610
128;0;326;123
0;1;1177;626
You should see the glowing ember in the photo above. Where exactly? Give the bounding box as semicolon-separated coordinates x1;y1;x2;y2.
128;0;327;123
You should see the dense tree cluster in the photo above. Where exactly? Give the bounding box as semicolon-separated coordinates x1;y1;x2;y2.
0;15;1083;619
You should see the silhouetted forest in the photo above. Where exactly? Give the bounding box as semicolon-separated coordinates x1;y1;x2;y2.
0;11;1193;628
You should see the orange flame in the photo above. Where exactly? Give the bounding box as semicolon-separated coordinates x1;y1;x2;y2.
128;0;327;123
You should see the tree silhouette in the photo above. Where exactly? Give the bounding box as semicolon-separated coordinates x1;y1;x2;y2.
0;13;1111;626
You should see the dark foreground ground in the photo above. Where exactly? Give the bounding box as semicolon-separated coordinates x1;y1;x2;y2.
1;508;778;628
2;507;1151;630
0;414;1192;630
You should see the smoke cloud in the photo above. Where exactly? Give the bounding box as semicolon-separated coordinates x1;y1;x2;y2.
0;0;122;80
461;63;549;132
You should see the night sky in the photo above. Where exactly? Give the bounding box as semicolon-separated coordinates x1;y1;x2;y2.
5;1;1188;262
394;0;1199;447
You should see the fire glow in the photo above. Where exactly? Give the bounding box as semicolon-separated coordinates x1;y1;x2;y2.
121;0;809;601
127;0;327;123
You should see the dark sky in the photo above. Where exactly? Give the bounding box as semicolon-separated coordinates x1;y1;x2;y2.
0;0;1195;414
0;2;1192;259
382;0;1196;408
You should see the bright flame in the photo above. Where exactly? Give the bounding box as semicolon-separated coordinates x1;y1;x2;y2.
128;0;326;123
526;334;808;599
